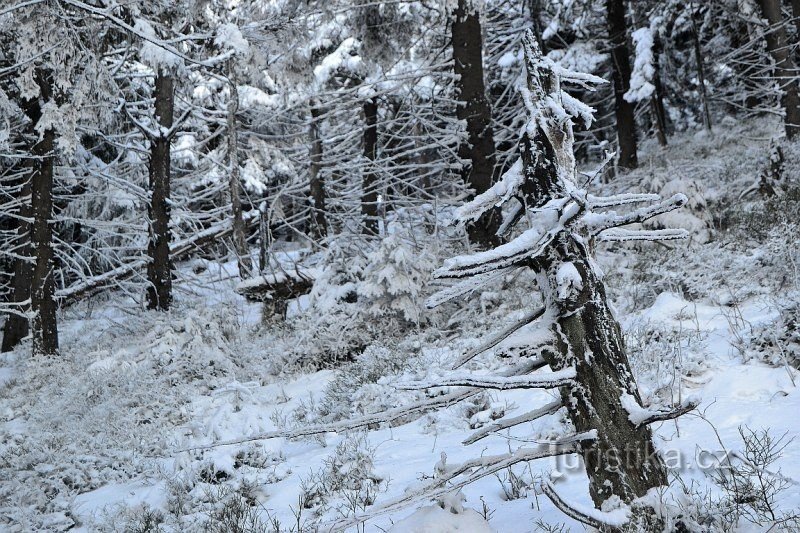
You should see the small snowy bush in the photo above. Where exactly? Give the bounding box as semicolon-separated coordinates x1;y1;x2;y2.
357;232;435;325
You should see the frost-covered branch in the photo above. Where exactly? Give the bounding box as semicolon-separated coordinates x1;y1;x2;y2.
180;359;547;452
434;200;582;279
598;228;689;242
425;267;517;309
584;193;688;235
450;306;547;369
463;400;563;445
541;481;630;529
395;367;575;391
330;440;585;531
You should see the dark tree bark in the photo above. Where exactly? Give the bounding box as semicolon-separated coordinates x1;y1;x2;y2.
361;97;379;236
308;101;327;240
791;0;800;47
227;71;252;278
146;69;174;311
526;0;547;53
691;3;713;132
3;69;59;355
452;0;501;247
2;168;33;353
759;0;800;139
605;0;638;169
651;31;669;146
30;122;58;355
517;41;666;521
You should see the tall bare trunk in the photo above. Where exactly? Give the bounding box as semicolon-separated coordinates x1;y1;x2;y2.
759;0;800;139
361;97;379;236
691;3;713;132
651;31;669;146
452;0;501;247
2;172;32;353
146;69;173;311
227;74;252;278
605;0;638;169
308;101;327;240
30;122;58;355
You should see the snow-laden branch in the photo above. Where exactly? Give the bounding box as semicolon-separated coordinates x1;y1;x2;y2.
541;481;631;529
451;307;547;369
425;267;517;309
395;367;576;391
620;393;700;427
455;158;523;223
584;193;688;235
597;228;689;242
587;192;661;208
330;438;587;531
434;200;582;279
179;359;547;452
463;400;563;445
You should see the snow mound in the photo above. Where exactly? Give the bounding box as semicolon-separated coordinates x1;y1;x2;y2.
389;505;495;533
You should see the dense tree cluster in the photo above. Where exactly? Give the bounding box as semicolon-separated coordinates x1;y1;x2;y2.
2;0;799;527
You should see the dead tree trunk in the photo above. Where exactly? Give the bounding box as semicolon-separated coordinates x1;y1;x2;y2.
308;100;327;240
452;0;501;247
361;97;379;236
423;32;693;528
146;69;174;311
605;0;638;169
758;0;800;139
227;71;252;278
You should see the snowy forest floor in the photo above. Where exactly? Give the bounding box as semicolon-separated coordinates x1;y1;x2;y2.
3;117;800;532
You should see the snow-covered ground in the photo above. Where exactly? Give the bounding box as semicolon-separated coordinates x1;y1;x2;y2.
2;118;800;532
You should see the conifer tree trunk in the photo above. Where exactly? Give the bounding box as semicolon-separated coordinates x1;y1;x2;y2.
146;69;173;311
30;123;58;355
519;123;666;516
691;3;713;132
651;32;669;146
227;74;252;278
758;0;800;139
361;97;379;236
452;0;501;247
605;0;638;169
2;173;32;353
308;101;327;240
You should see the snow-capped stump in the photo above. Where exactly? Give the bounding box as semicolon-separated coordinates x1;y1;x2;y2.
235;266;317;317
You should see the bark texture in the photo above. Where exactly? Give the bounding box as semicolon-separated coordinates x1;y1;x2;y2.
227;74;252;278
4;69;60;355
361;97;379;236
452;0;501;247
758;0;800;139
309;101;327;240
520;44;667;521
146;69;174;311
2;162;33;353
651;32;669;147
605;0;638;169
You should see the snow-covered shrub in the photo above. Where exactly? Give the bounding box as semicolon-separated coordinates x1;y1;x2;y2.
749;296;800;370
626;318;708;407
282;237;371;367
316;344;410;422
299;433;386;517
357;232;435;325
